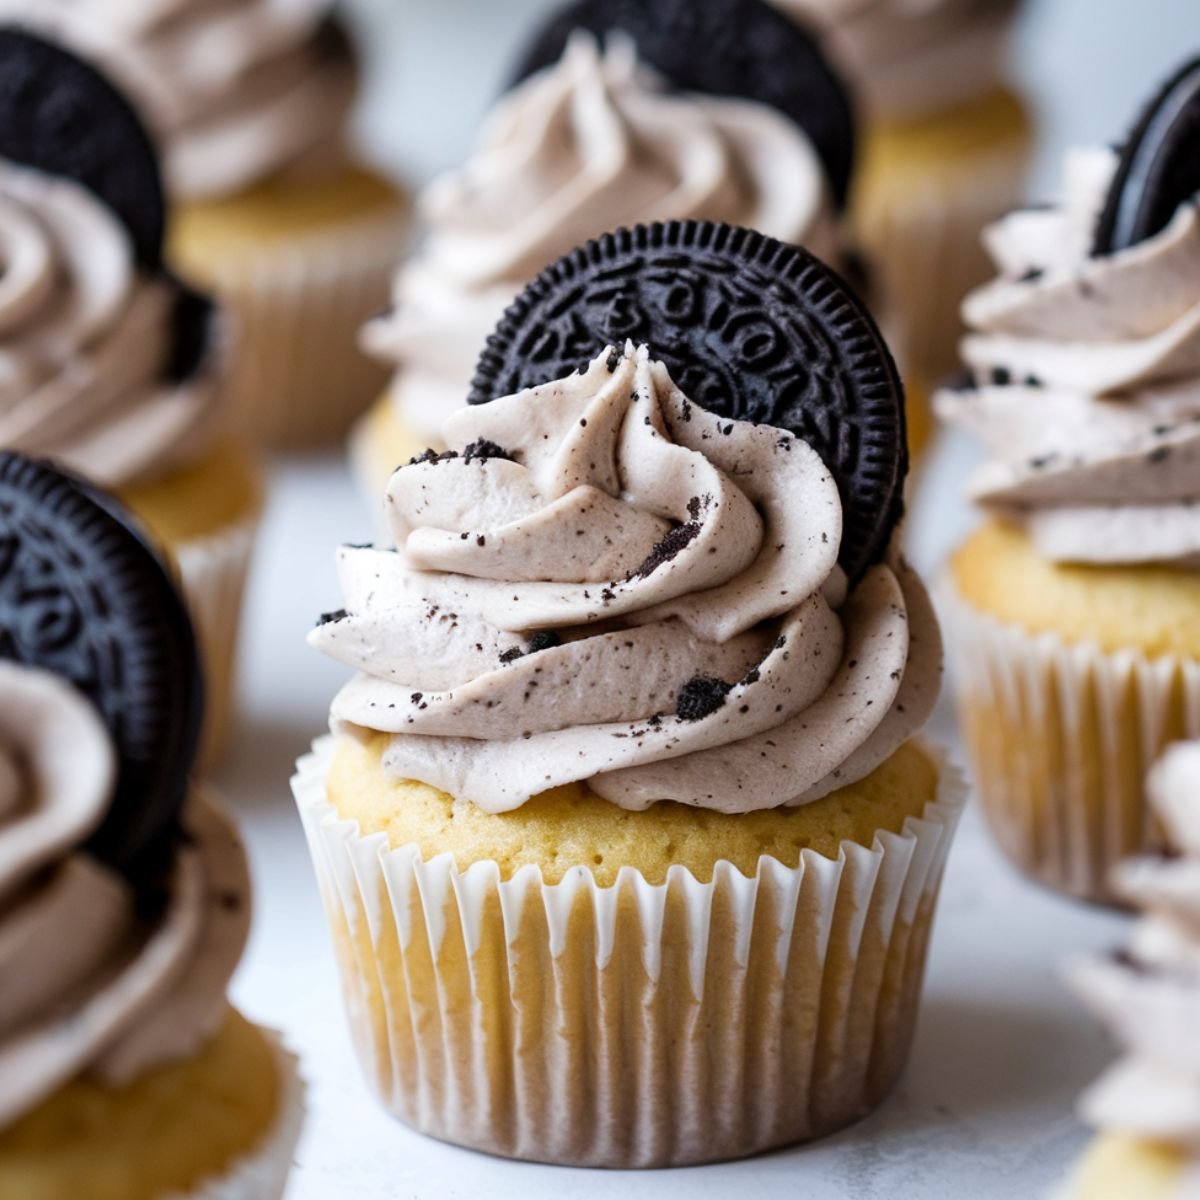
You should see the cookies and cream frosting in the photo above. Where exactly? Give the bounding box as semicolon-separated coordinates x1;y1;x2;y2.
773;0;1020;121
314;344;941;814
362;34;841;445
42;0;355;200
0;161;222;489
1069;741;1200;1195
0;660;250;1129
936;147;1200;566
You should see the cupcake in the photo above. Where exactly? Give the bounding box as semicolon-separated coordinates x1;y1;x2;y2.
1065;741;1200;1199
775;0;1032;390
353;0;884;509
0;28;262;766
298;221;963;1166
0;452;302;1200
936;59;1200;904
43;0;409;449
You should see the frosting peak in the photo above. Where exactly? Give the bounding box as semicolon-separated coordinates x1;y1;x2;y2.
0;660;249;1130
362;34;839;444
936;147;1200;566
1070;742;1200;1176
314;344;941;814
0;161;222;488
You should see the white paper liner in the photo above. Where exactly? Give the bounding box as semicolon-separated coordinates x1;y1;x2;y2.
180;201;408;451
855;107;1030;384
940;577;1200;904
292;736;965;1168
175;1031;304;1200
174;510;261;770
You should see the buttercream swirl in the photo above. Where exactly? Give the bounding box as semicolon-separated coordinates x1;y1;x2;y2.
1069;741;1200;1196
314;344;941;814
0;160;222;489
772;0;1020;121
936;147;1200;566
0;660;250;1130
362;34;840;445
45;0;355;200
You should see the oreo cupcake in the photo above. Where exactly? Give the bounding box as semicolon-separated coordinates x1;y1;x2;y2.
775;0;1032;387
0;29;261;765
937;60;1200;903
0;453;301;1200
297;222;963;1166
43;0;409;449
353;0;893;510
1065;741;1200;1199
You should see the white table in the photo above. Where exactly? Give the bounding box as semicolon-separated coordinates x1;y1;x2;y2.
218;433;1129;1200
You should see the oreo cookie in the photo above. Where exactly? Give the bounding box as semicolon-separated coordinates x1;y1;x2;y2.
508;0;857;210
1094;57;1200;255
0;27;166;269
0;453;203;880
469;220;907;583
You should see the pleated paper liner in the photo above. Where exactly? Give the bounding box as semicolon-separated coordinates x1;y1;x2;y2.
293;736;965;1168
940;578;1200;904
174;511;261;771
175;1033;304;1200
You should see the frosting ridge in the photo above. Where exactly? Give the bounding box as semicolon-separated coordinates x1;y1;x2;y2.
362;34;839;445
936;147;1200;566
314;344;940;814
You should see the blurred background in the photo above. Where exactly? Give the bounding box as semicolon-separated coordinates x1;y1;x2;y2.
346;0;1200;196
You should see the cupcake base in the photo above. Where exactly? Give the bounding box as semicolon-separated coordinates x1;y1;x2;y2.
942;525;1200;904
0;1009;302;1200
1066;1134;1187;1200
171;166;409;451
294;735;964;1167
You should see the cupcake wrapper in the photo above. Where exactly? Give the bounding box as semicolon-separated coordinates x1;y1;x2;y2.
197;206;407;451
175;1032;304;1200
292;737;965;1168
175;511;261;770
940;578;1200;903
856;135;1029;385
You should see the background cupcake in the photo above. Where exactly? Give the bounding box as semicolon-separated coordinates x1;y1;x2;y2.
936;60;1200;903
298;222;962;1166
0;28;261;765
1065;740;1200;1199
352;0;871;509
775;0;1032;395
44;0;410;449
0;452;301;1200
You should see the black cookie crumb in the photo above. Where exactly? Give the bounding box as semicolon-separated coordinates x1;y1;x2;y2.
629;521;701;580
675;675;733;722
317;608;349;626
463;439;513;463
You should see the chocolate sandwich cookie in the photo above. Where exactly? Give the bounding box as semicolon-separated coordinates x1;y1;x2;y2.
1094;56;1200;255
509;0;857;210
469;220;907;582
0;453;203;878
0;26;216;370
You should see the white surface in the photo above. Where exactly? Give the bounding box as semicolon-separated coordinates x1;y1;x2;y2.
215;1;1200;1194
218;435;1128;1200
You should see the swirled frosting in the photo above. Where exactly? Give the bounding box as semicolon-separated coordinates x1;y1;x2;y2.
772;0;1021;121
1069;741;1200;1194
362;34;840;445
314;344;940;814
0;160;222;489
43;0;355;201
0;660;250;1129
935;147;1200;566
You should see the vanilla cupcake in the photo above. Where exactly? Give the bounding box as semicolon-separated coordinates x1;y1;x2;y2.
937;60;1200;904
0;28;261;765
1065;741;1200;1199
0;452;301;1200
39;0;409;449
776;0;1032;387
298;222;962;1166
354;0;874;508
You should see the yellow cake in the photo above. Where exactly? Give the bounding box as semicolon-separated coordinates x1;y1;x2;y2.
0;1012;280;1200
